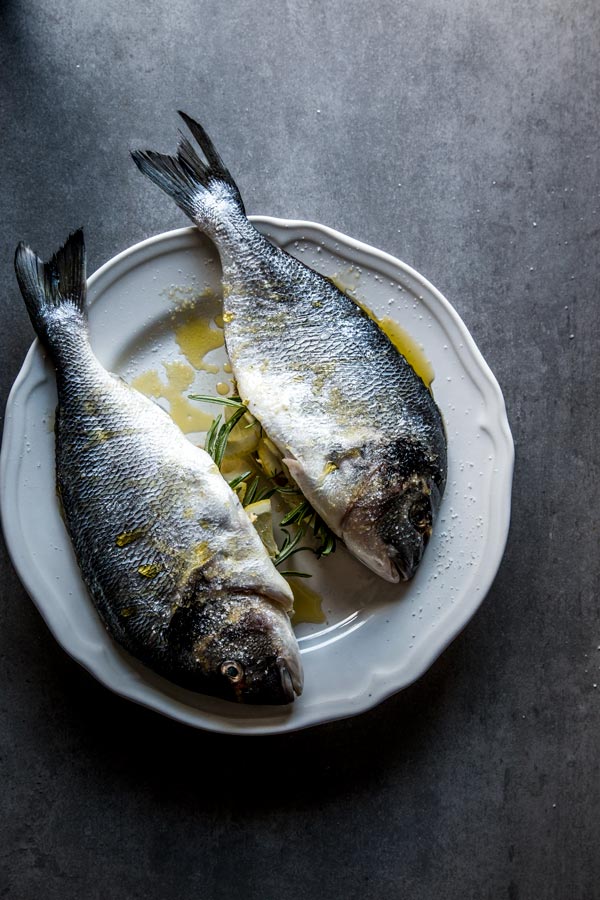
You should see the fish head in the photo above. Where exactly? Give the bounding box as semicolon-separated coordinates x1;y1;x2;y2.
342;470;443;583
167;591;303;704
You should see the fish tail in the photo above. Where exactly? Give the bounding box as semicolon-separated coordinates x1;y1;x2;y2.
131;112;245;231
14;229;87;356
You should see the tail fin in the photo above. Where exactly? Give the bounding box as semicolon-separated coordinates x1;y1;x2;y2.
131;112;245;228
14;229;87;352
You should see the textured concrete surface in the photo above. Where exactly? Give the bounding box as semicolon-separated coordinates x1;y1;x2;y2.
1;1;599;897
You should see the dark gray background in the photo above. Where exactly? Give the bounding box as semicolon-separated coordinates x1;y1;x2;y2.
1;1;598;898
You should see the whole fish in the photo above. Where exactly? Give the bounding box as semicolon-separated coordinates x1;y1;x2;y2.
133;114;447;583
14;230;302;704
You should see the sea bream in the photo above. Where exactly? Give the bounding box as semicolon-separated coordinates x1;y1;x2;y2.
14;230;302;704
132;114;447;583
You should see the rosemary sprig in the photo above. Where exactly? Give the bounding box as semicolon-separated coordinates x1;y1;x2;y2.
272;529;313;566
277;499;337;559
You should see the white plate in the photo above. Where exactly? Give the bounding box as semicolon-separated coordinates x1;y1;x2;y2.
0;221;513;735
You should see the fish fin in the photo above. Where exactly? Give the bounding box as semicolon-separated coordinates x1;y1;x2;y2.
177;112;236;184
131;113;245;227
14;229;87;350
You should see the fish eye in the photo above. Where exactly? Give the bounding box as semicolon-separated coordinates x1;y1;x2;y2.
221;660;244;682
409;497;432;534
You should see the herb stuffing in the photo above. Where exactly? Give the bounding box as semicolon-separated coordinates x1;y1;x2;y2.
190;393;336;574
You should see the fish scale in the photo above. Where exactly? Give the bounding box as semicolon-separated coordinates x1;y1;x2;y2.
14;230;302;704
133;113;447;583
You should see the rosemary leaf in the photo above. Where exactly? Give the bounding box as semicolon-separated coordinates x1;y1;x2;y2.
280;571;312;578
228;470;252;490
317;533;337;558
189;394;244;409
257;486;277;502
280;500;311;527
204;415;221;458
212;406;246;467
244;475;260;506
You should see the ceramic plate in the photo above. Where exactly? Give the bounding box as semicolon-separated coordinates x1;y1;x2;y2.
0;221;514;734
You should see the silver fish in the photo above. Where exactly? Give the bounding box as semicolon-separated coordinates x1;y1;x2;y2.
14;230;302;704
133;114;447;583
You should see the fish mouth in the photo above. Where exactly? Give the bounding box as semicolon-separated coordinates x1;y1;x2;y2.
341;473;441;583
390;543;425;581
277;655;303;702
387;510;431;581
